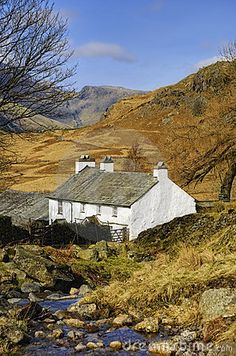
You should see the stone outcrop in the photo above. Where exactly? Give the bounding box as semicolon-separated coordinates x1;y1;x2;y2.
199;288;236;321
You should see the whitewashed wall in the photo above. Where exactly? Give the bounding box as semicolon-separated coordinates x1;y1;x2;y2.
49;173;196;241
49;199;72;223
129;178;196;240
49;199;131;230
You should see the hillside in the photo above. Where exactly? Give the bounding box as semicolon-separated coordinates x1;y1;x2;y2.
6;61;236;200
46;85;145;128
0;107;73;132
0;86;145;132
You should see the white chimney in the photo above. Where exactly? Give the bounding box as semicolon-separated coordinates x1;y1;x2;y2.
100;156;114;172
153;161;168;181
75;155;95;173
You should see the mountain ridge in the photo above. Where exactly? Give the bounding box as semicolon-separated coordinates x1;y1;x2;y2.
0;85;145;132
6;60;236;201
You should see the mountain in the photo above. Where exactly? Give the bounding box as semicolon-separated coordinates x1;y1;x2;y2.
46;85;146;127
0;112;73;132
6;61;236;201
0;85;145;132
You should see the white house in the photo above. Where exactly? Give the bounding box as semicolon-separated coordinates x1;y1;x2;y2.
48;155;196;240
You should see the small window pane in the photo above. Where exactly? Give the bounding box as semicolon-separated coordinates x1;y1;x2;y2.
112;206;117;217
58;200;63;214
97;205;101;215
81;203;85;213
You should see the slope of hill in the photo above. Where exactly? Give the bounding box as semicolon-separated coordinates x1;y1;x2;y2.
47;85;145;127
6;61;236;200
0;110;73;132
0;85;145;132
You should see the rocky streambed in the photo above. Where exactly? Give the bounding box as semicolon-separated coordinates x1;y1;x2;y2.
1;232;236;355
1;291;205;356
0;243;201;355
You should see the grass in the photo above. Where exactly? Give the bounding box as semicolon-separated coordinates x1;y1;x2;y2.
76;211;236;342
87;248;236;316
45;244;141;287
45;210;236;341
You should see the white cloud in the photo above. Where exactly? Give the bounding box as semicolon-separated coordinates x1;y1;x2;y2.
194;55;223;70
74;42;136;63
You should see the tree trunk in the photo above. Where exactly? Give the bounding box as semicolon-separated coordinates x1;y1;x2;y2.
219;162;236;201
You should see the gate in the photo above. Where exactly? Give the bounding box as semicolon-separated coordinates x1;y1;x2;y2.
111;227;129;242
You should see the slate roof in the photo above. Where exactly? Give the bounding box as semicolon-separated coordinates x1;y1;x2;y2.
0;190;48;225
49;167;158;207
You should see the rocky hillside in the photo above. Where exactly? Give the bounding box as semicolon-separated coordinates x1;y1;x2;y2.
1;85;145;132
1;209;235;353
6;61;236;200
47;85;145;128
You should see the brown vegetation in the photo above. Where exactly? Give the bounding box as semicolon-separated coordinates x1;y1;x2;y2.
4;60;236;200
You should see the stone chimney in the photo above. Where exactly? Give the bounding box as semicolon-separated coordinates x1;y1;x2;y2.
153;161;168;181
75;155;95;173
100;156;114;172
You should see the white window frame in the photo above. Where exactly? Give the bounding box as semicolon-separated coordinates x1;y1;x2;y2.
58;200;63;215
112;206;118;217
80;203;85;213
97;205;101;215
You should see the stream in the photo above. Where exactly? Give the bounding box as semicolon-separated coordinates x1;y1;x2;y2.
20;297;160;355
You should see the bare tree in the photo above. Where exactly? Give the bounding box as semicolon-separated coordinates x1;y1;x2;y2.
0;0;77;190
0;0;77;129
166;95;236;201
220;40;236;63
123;141;146;172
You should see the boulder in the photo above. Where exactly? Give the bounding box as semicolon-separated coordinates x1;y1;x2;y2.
133;317;159;333
0;262;26;285
0;318;28;347
63;318;85;328
86;341;98;349
13;246;74;290
199;288;236;321
75;343;87;352
21;282;41;294
78;284;92;296
68;302;97;319
67;330;84;340
13;246;55;287
48;328;64;339
53;310;72;320
109;340;122;350
8;298;22;304
69;287;80;295
5;289;22;299
112;314;133;327
76;248;99;261
7;329;27;345
35;330;46;338
95;240;114;260
28;292;42;302
148;340;174;355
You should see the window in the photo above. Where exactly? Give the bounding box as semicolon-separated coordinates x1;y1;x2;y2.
80;203;85;213
112;206;118;217
97;205;101;215
58;200;63;215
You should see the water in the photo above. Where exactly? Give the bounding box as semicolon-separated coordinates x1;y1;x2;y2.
21;298;158;355
39;298;79;313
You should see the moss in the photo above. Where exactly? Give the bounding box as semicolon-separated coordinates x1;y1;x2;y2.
70;256;141;287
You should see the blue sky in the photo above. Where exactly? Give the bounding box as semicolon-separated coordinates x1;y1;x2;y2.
53;0;236;91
